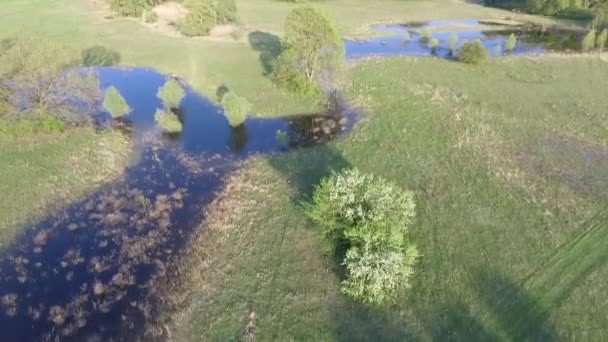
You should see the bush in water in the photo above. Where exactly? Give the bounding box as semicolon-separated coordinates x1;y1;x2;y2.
505;33;517;51
458;39;488;64
215;0;239;24
179;0;218;36
272;5;343;96
420;28;432;40
428;38;439;49
305;168;419;304
0;36;101;123
448;32;459;54
403;31;411;42
581;29;596;51
596;28;608;50
157;79;186;110
221;91;251;127
155;109;182;133
107;0;156;17
103;86;131;118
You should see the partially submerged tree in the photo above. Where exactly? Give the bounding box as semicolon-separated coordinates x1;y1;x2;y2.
155;108;182;133
448;32;459;54
103;86;130;118
221;90;251;127
272;5;344;96
157;79;186;110
505;33;517;51
0;36;101;122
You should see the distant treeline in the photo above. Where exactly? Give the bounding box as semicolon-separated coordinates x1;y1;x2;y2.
485;0;608;28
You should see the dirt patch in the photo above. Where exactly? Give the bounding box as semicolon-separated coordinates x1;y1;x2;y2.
523;136;608;201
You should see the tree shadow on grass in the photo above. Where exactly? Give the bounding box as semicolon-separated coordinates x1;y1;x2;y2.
474;267;558;341
248;31;282;76
81;45;121;67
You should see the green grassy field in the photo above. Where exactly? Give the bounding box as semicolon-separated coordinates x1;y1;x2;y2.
0;125;131;248
1;0;607;340
168;56;608;340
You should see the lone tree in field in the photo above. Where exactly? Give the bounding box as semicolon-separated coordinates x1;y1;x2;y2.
272;5;344;96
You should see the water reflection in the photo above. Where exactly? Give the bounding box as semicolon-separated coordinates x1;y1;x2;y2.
345;20;583;59
0;67;357;341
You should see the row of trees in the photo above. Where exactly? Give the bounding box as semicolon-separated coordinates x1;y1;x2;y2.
485;0;608;29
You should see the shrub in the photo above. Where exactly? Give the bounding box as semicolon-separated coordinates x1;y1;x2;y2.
428;38;439;49
157;79;186;109
596;28;607;50
103;86;130;118
37;114;66;134
143;9;159;23
306;168;418;304
215;0;239;24
448;32;459;53
342;242;419;305
581;29;596;51
458;39;488;64
505;33;517;51
179;0;218;36
82;45;121;66
107;0;155;17
272;5;344;95
403;31;411;42
221;91;251;127
155;109;182;133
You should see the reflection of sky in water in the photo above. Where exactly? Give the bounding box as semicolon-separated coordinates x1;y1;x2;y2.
346;20;546;59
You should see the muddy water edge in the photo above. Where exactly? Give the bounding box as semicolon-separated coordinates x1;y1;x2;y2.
0;67;358;341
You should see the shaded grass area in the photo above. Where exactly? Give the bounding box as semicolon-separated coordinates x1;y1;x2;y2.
167;56;608;340
0;125;131;248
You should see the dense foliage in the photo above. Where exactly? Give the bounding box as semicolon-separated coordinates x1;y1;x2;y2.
215;0;239;24
272;5;344;96
581;29;596;51
306;169;418;304
485;0;608;29
103;86;130;118
0;37;101;123
179;0;218;36
458;40;488;64
143;9;159;23
107;0;157;17
157;79;186;109
221;91;251;127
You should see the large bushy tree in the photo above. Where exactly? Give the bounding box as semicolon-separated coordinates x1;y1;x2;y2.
0;37;101;122
272;5;344;96
306;169;419;304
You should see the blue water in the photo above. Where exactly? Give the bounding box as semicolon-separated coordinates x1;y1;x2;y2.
0;67;355;341
345;20;551;59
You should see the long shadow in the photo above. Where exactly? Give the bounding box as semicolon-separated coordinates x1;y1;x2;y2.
248;31;282;76
474;267;558;341
0;141;230;341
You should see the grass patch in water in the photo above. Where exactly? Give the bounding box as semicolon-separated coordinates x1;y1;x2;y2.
155;109;183;133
